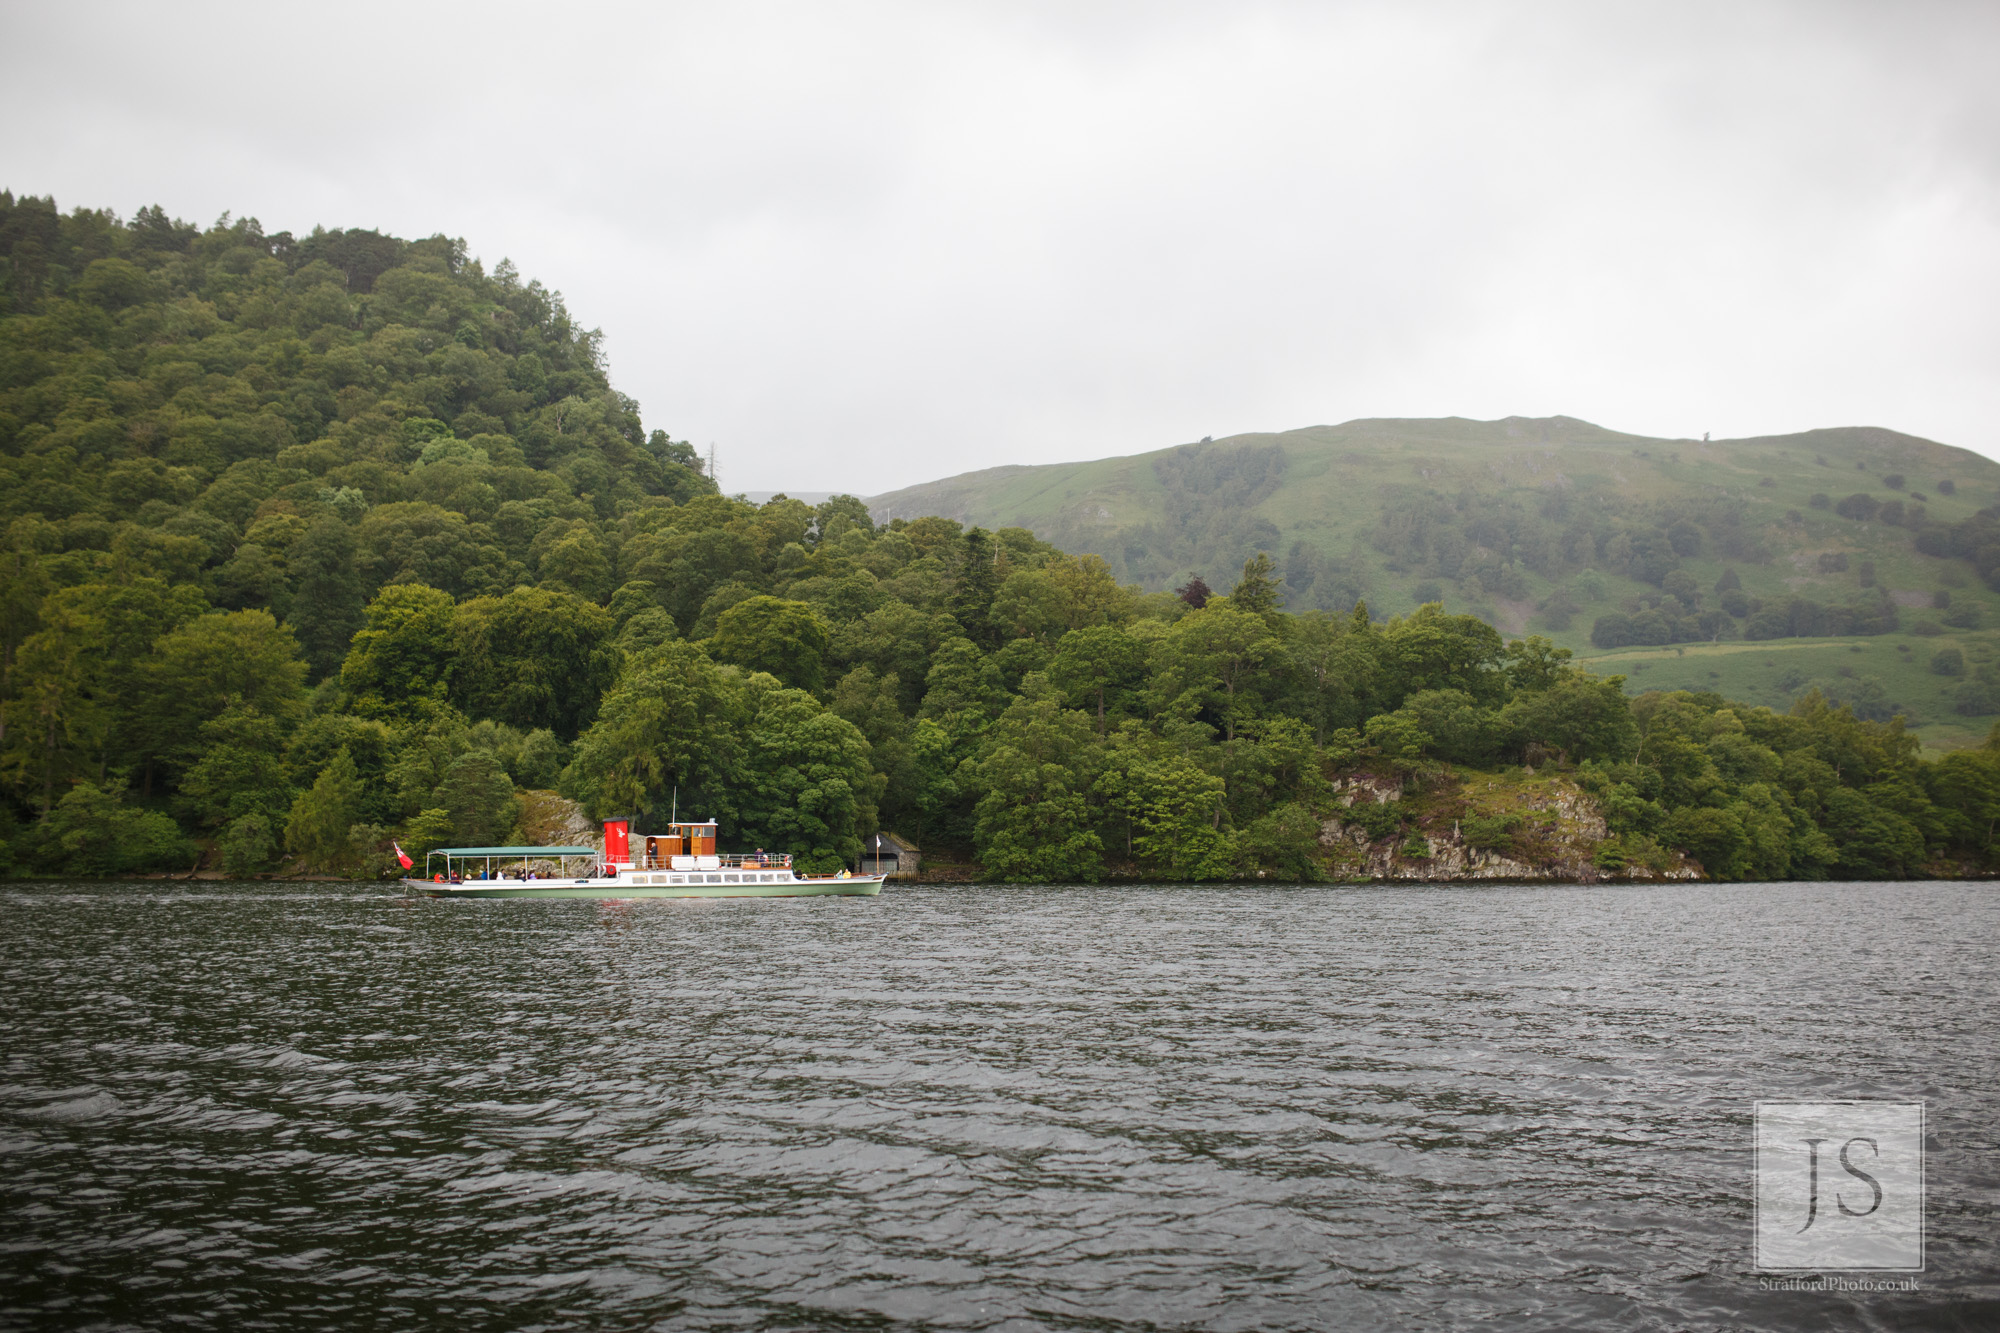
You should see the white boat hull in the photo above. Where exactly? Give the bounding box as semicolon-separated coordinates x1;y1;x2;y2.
406;871;887;899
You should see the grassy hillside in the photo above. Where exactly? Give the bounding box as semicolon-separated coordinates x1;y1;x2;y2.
868;416;2000;749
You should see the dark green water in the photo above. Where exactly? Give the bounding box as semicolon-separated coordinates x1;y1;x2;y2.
2;881;1994;1331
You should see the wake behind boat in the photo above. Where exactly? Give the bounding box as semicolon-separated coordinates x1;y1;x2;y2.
404;817;887;899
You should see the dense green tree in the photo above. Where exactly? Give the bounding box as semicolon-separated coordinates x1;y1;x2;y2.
1281;610;1366;740
1;578;207;807
606;580;662;626
919;637;1007;729
563;641;739;818
355;503;516;600
177;706;292;830
386;710;473;816
1047;624;1149;733
831;666;918;828
1095;743;1232;879
513;728;569;791
971;682;1104;881
1231;552;1281;615
952;526;1001;646
1152;604;1280;741
144;610;307;778
285;747;362;871
990;568;1071;645
1502;636;1574;692
536;525;614;601
0;522;55;703
1819;787;1927;878
788;570;884;626
1045;554;1132;632
899;718;971;849
1376;604;1506;707
1386;689;1503;766
452;586;618;738
433;750;518;846
974;746;1102;882
2;596;114;811
1363;710;1432;761
833;602;957;714
1236;804;1324;881
213;543;291;619
707;596;831;695
401;807;456;861
813;494;876;544
340;585;457;718
289;517;367;679
18;782;190;876
730;678;879;872
219;813;277;877
286;713;399;824
1500;673;1639;763
616;606;680;654
1929;746;2000;863
1221;715;1331;823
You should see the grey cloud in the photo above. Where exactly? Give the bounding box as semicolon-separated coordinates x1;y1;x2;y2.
3;0;1997;491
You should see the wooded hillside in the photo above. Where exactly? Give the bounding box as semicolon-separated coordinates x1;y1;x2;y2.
3;193;1996;882
870;417;2000;749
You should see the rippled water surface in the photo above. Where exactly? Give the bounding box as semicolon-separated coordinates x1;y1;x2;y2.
3;880;1997;1331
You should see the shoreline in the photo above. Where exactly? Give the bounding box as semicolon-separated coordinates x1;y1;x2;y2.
33;868;1998;886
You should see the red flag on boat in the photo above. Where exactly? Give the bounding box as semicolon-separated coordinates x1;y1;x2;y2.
393;841;413;870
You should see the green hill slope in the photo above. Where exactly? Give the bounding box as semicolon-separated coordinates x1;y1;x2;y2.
869;416;2000;747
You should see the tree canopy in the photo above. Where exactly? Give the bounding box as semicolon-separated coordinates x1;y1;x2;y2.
3;193;1995;882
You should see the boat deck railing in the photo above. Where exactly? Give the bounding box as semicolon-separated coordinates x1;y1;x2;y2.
627;852;794;870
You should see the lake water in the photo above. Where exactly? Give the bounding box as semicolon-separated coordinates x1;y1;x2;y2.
2;881;1995;1331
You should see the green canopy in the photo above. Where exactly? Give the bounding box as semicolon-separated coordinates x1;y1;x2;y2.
431;846;597;856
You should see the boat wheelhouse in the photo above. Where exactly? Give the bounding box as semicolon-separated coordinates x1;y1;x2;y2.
405;816;887;899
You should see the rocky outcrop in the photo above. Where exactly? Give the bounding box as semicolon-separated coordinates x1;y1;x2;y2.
1320;823;1589;880
1318;771;1702;883
1331;772;1404;807
518;790;597;848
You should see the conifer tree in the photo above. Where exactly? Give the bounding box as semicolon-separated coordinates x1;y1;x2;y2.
289;518;366;680
951;527;1001;646
286;748;362;871
1232;553;1281;615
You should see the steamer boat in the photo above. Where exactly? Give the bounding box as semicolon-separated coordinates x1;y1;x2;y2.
405;817;887;899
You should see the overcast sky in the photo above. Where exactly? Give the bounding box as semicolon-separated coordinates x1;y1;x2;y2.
5;0;1998;494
